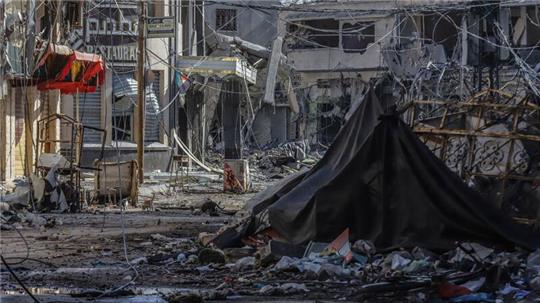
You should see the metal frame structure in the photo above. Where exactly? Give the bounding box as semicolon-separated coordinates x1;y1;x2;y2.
35;113;106;210
405;89;540;214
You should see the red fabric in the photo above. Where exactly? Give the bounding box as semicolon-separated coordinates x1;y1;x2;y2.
37;81;99;94
36;48;104;95
73;51;102;62
437;282;472;299
56;54;77;81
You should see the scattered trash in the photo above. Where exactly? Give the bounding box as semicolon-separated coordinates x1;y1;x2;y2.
258;283;308;296
196;265;214;273
176;253;187;263
389;253;412;270
258;240;304;266
352;239;376;256
166;290;203;303
233;256;256;271
186;254;199;264
527;249;540;275
198;232;215;247
438;282;472;299
279;283;309;294
402;259;431;273
129;257;148;265
324;228;353;263
198;248;226;264
530;276;540;291
223;246;256;261
449;293;492;303
25;212;47;227
151;233;171;242
274;256;301;272
259;284;278;295
460;277;486;292
499;283;530;300
147;253;175;265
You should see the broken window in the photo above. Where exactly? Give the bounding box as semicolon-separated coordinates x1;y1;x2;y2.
122;22;130;32
215;9;237;31
511;6;540;47
288;19;339;49
511;8;526;45
89;20;98;31
113;115;132;141
40;14;50;39
398;15;422;45
318;103;343;145
65;1;82;29
106;20;114;32
422;13;462;57
305;19;339;48
341;22;375;53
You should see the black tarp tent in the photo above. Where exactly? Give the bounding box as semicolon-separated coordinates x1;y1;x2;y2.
214;86;540;251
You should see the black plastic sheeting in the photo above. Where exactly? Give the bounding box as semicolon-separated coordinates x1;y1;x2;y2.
214;86;540;251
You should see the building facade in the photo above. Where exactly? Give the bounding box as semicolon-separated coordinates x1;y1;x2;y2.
1;0;175;183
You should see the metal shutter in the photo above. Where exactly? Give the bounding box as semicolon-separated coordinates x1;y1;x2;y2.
145;72;161;142
79;88;102;143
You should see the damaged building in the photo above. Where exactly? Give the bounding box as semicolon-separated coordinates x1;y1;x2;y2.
0;0;174;185
269;0;540;218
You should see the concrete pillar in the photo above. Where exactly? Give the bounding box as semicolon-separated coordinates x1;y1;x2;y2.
203;81;220;139
221;78;242;159
101;69;113;145
6;86;16;181
200;94;206;162
0;94;6;181
221;78;250;192
61;94;74;150
46;89;61;153
24;86;40;176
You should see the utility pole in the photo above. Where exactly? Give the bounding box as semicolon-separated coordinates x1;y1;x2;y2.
23;0;36;177
136;0;146;183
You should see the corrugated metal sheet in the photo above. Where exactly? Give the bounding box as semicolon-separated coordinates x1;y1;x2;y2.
79;88;102;143
112;73;160;142
145;73;160;142
113;74;136;115
113;74;138;99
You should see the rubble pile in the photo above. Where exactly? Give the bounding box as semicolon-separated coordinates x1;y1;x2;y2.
0;206;54;231
153;228;540;302
0;173;72;231
248;140;324;179
259;242;540;301
1;181;39;230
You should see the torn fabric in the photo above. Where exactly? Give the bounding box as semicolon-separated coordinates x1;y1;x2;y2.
33;43;105;94
214;86;540;251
